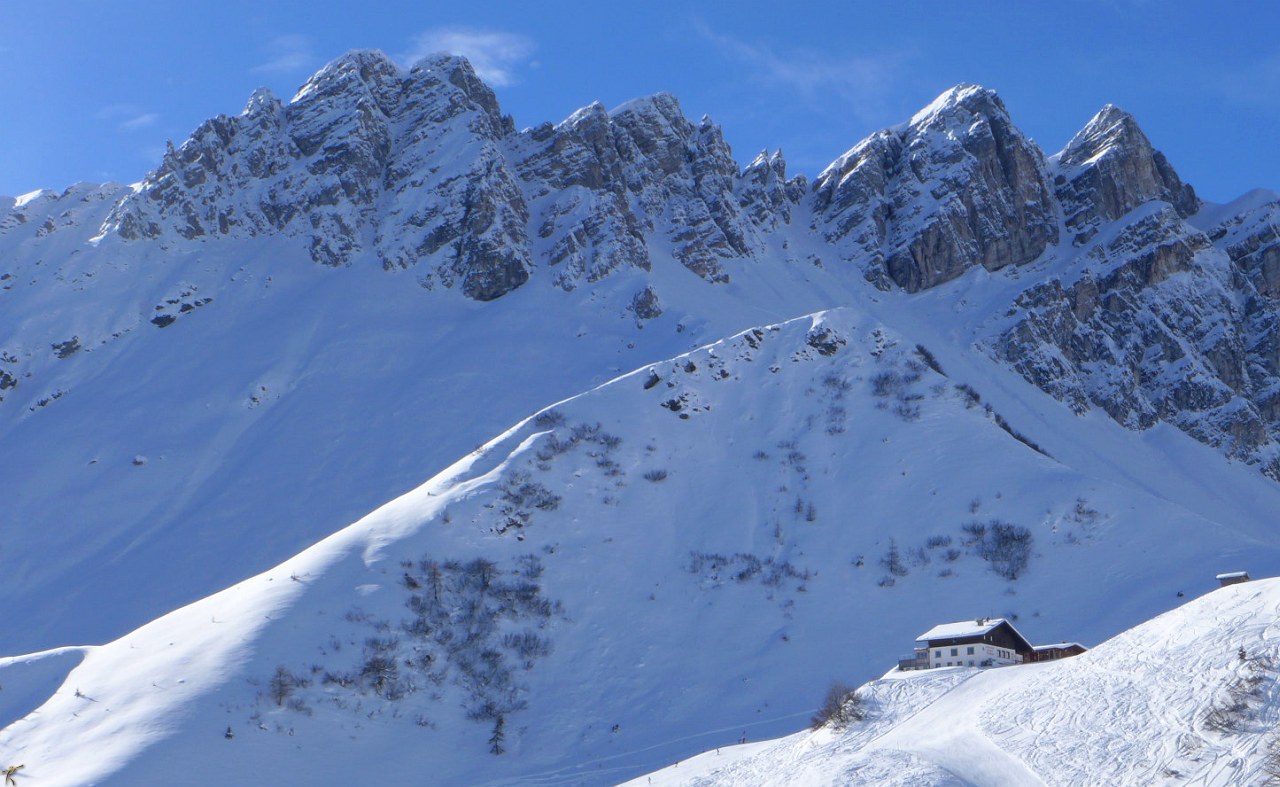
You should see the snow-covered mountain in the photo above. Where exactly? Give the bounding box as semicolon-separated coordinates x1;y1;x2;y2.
6;306;1280;786
634;578;1280;786
2;49;1279;784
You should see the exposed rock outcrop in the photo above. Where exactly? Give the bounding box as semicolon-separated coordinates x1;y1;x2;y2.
515;94;801;288
103;51;533;300
813;85;1058;291
1054;104;1199;246
58;55;1280;477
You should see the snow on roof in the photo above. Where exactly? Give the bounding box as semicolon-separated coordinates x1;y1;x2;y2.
1216;571;1249;579
916;618;1006;642
1032;642;1085;651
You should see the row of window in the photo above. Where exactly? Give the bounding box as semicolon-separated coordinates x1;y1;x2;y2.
933;645;1015;660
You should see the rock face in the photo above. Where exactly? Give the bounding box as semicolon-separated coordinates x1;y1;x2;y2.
991;132;1280;475
103;51;532;300
101;50;807;299
1054;105;1199;246
12;55;1280;478
991;205;1269;459
737;149;806;231
812;85;1058;291
514;95;804;289
802;87;1280;478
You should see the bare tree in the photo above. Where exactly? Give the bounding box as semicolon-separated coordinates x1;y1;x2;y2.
810;682;865;730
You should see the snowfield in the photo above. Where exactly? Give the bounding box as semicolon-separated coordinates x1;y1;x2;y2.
634;579;1280;786
4;308;1280;785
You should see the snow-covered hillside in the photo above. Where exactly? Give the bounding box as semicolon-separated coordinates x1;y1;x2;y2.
3;49;1280;785
4;308;1280;785
635;578;1280;786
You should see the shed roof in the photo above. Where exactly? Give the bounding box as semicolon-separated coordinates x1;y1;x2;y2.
1032;642;1085;651
1216;571;1249;580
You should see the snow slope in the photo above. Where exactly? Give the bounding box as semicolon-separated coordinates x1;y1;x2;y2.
4;307;1280;785
634;578;1280;786
2;53;1276;662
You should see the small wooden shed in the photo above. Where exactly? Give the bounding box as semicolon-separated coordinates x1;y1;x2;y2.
1025;642;1088;662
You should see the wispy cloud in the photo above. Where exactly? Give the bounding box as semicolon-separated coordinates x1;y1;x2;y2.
402;27;535;87
95;104;161;133
252;34;316;76
118;113;159;131
693;19;912;122
94;104;135;121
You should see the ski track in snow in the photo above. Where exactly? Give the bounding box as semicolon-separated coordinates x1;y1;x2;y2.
638;582;1280;786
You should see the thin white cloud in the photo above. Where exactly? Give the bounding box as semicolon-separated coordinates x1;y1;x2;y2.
94;104;160;132
118;113;159;131
94;104;138;121
693;19;911;122
252;34;316;76
402;27;535;87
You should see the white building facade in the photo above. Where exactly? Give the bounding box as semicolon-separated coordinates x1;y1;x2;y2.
914;618;1032;669
925;641;1020;668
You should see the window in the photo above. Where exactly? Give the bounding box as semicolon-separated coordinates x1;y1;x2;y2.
935;650;942;658
966;646;974;655
951;648;958;656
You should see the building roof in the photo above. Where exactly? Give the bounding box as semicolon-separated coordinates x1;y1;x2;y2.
1216;571;1249;579
916;618;1007;642
1032;642;1085;651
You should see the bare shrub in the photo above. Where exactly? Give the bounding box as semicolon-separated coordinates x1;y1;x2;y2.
880;539;908;577
962;520;1034;580
269;665;301;706
1202;649;1275;735
811;682;866;730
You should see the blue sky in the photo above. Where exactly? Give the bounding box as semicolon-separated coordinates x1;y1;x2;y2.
2;1;1276;202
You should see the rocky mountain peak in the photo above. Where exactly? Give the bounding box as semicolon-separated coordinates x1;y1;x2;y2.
242;87;283;118
609;91;683;123
1054;103;1199;245
814;83;1057;292
513;90;783;290
738;148;805;229
1057;104;1142;168
906;82;1007;132
290;48;403;119
407;52;514;137
606;92;697;180
97;49;531;296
